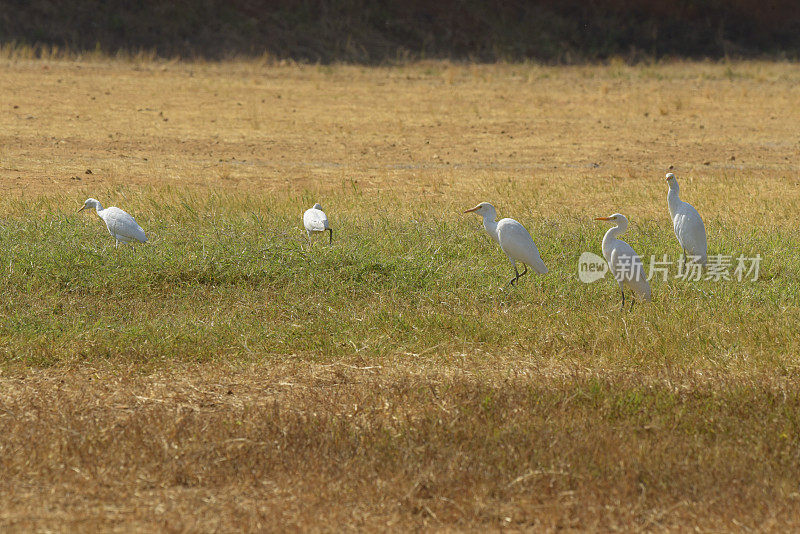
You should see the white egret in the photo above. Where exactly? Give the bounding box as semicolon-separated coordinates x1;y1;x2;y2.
465;202;548;286
666;172;707;265
78;198;147;248
595;213;651;310
303;203;332;244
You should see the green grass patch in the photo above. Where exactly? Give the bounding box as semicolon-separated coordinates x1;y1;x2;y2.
0;189;798;371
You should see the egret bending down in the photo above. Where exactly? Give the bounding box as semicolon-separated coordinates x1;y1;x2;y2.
303;203;332;244
78;198;147;248
465;202;547;286
666;172;707;265
595;213;651;310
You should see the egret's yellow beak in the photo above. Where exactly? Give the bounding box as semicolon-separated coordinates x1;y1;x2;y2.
595;216;613;221
77;206;86;213
464;205;481;213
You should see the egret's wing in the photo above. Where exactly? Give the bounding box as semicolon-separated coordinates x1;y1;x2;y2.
626;276;652;301
625;255;652;301
608;240;635;279
102;207;147;242
610;241;651;300
673;202;707;263
303;208;329;232
497;218;548;274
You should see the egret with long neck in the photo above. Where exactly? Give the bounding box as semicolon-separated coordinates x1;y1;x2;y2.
465;202;547;287
595;213;651;310
78;198;147;249
666;172;707;265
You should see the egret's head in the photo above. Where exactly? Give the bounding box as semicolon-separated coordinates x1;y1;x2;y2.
665;172;679;189
312;203;322;210
464;202;496;218
78;198;100;213
595;213;628;226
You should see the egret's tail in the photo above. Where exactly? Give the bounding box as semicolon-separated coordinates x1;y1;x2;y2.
530;258;548;275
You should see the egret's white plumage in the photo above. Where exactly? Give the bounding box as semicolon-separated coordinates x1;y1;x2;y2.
595;213;651;309
465;202;547;286
303;203;332;244
666;172;707;265
78;198;147;248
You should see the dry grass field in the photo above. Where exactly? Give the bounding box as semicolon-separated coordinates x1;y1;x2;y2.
1;54;800;531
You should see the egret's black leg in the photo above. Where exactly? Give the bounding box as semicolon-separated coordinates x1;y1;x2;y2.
517;263;528;284
629;297;635;312
328;228;333;244
507;264;521;287
620;288;625;311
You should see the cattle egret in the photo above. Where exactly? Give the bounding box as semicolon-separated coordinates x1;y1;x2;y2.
465;202;547;286
666;172;707;265
303;203;332;244
595;213;651;310
78;198;147;248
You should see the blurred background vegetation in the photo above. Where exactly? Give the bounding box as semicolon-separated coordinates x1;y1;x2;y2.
1;0;799;62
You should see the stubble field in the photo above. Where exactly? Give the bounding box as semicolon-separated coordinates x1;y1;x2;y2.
1;54;799;531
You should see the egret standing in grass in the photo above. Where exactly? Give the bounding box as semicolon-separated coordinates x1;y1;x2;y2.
666;172;707;265
78;198;147;249
595;213;651;310
465;202;548;286
303;203;332;244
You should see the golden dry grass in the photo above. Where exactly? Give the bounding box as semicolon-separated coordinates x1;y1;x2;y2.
1;57;800;531
3;59;799;214
2;363;800;531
